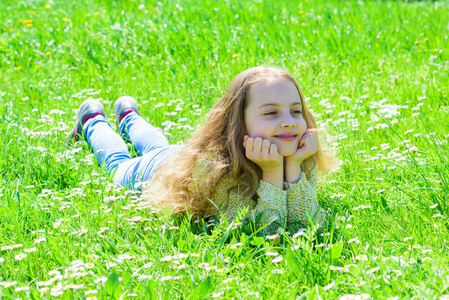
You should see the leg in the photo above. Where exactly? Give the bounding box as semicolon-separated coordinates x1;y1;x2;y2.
119;111;170;156
83;115;133;174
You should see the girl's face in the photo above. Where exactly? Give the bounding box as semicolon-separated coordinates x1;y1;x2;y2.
243;79;307;157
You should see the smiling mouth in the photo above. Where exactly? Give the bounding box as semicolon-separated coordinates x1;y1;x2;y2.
274;135;297;141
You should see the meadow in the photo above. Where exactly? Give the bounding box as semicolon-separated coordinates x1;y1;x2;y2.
1;0;449;299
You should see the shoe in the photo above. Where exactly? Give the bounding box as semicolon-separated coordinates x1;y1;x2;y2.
114;96;140;128
65;99;105;145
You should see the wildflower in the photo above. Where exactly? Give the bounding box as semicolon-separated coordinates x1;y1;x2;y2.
160;255;173;262
198;262;209;268
160;275;173;281
387;297;399;300
62;17;71;22
15;286;30;292
53;221;62;228
266;252;278;256
348;237;360;243
223;277;237;284
45;51;51;56
355;254;368;261
0;257;4;263
355;294;371;300
25;247;37;253
230;242;243;249
48;270;61;276
323;281;335;290
212;291;224;298
105;262;117;268
45;4;51;9
232;54;238;58
430;203;438;209
137;274;151;280
50;288;63;296
117;254;134;261
34;237;46;244
272;256;283;264
36;281;52;287
339;295;355;300
329;265;341;271
1;281;18;287
367;266;380;274
174;253;188;259
271;269;283;274
85;262;95;269
16;66;22;71
15;253;27;261
266;233;280;240
293;228;306;238
94;277;107;284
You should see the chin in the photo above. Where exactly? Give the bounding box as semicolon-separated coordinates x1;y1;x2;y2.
278;148;297;157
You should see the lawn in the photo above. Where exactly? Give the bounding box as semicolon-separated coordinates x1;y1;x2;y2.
1;0;449;299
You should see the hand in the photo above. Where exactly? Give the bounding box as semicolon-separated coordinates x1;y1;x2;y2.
243;135;283;172
285;128;319;166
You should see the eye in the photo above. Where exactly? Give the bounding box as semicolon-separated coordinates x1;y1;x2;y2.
292;110;302;114
264;111;277;116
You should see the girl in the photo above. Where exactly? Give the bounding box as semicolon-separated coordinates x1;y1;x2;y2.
67;66;333;234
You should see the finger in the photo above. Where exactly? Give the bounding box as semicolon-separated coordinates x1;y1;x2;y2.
262;139;271;155
253;137;263;153
246;137;254;152
301;131;311;139
270;143;279;157
243;135;249;149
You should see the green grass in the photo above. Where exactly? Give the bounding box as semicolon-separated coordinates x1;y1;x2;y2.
1;0;449;299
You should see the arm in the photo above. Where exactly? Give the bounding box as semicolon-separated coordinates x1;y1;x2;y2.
189;154;287;234
211;178;287;235
285;158;327;228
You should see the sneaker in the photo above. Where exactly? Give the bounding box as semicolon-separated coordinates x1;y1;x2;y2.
65;99;105;145
114;96;140;128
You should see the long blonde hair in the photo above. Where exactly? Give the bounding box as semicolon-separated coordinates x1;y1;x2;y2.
144;66;334;217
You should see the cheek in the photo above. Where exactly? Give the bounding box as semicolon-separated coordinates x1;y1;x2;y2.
298;118;308;133
246;121;272;138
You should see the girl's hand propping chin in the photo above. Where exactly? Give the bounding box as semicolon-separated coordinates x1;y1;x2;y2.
285;128;318;165
243;135;283;172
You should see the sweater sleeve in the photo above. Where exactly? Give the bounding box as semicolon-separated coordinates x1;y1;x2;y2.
285;158;327;229
190;154;287;234
216;180;287;235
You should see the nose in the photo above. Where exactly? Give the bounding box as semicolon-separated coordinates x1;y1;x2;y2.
280;113;295;128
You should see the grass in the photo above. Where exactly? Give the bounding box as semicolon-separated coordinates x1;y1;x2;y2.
1;0;449;299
